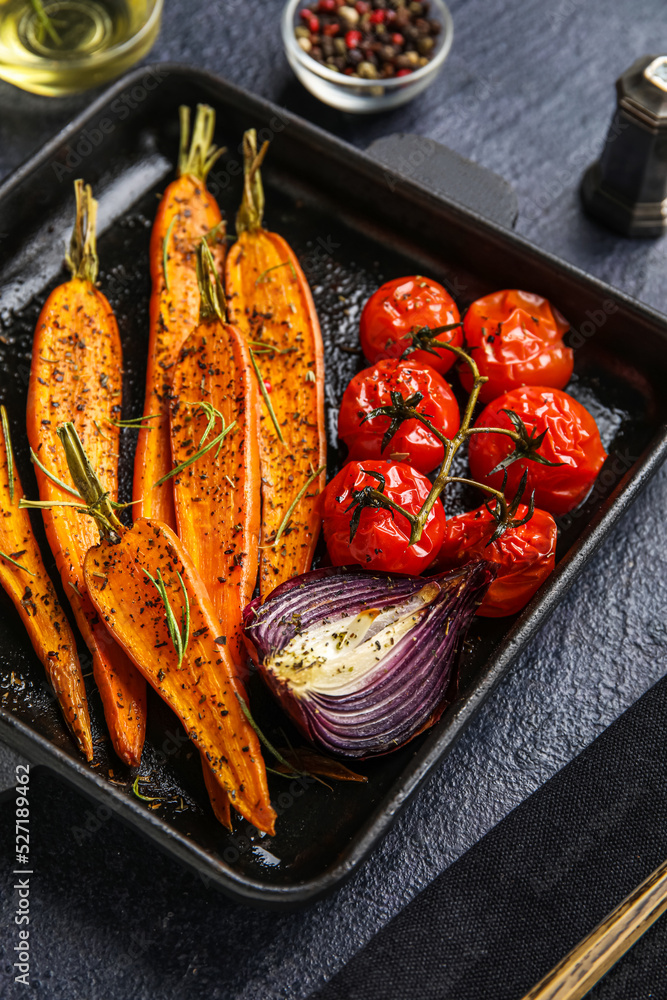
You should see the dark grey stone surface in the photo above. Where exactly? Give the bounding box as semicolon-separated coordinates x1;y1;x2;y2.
1;1;667;998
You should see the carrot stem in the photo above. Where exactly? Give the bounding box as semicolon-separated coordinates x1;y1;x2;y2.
236;129;270;235
65;179;98;283
178;104;225;182
196;239;227;323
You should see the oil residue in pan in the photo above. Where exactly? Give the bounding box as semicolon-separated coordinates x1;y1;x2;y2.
0;114;662;890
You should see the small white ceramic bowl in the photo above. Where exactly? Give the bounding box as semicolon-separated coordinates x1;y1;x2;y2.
281;0;453;113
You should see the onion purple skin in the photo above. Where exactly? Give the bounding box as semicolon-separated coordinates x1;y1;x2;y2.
244;562;495;759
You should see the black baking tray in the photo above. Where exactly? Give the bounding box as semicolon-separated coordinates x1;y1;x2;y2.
1;65;666;908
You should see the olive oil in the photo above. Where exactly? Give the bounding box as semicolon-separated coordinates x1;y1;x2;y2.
0;0;162;95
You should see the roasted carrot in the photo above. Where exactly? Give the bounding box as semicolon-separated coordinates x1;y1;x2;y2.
225;131;326;598
133;104;226;529
167;241;261;826
26;180;146;767
48;424;275;834
0;406;92;760
202;763;232;831
169;241;261;674
85;515;275;833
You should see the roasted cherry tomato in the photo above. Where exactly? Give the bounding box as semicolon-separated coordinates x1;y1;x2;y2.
322;460;446;574
468;386;607;516
433;503;557;617
338;359;460;474
359;276;463;376
460;289;573;403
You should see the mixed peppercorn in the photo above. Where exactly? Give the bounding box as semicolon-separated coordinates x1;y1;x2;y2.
294;0;441;80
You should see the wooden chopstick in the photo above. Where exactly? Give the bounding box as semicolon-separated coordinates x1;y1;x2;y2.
520;858;667;1000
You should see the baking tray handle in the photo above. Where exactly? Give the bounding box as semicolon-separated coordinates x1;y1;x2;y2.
366;133;518;230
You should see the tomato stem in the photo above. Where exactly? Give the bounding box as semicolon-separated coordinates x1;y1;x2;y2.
350;337;546;547
465;426;522;443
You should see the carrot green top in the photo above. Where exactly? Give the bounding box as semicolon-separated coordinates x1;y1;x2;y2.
178;104;224;182
65;179;98;285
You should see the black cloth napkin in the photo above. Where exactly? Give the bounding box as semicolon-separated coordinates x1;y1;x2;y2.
314;674;667;1000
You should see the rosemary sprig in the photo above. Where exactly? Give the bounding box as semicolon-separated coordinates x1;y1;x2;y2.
235;694;333;787
0;550;33;576
20;498;87;511
108;414;160;430
260;465;326;549
162;215;177;293
1;406;15;505
247;340;297;356
143;567;190;668
255;260;297;286
195;401;221;446
132;775;162;802
203;220;227;247
249;349;285;445
235;693;307;778
153;403;236;487
21;425;126;543
30;448;81;498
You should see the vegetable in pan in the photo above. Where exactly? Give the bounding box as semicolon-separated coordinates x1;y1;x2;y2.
169;240;260;679
225;130;327;599
26;180;146;767
0;406;92;760
460;289;573;403
58;423;276;835
337;358;460;473
3;103;614;839
134;104;226;530
244;562;494;758
433;492;558;617
468;385;607;516
359;275;462;375
323;460;447;575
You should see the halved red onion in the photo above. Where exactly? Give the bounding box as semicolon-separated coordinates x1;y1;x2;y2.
243;562;494;758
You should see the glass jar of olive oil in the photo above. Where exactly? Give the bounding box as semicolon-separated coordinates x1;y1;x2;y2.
0;0;163;95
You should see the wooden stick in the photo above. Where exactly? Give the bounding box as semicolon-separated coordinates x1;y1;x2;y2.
521;858;667;1000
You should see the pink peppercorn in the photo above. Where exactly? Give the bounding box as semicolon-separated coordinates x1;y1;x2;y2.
318;0;336;9
396;68;412;76
308;15;319;31
345;29;362;47
323;22;340;34
392;32;403;45
369;9;385;23
355;0;370;12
